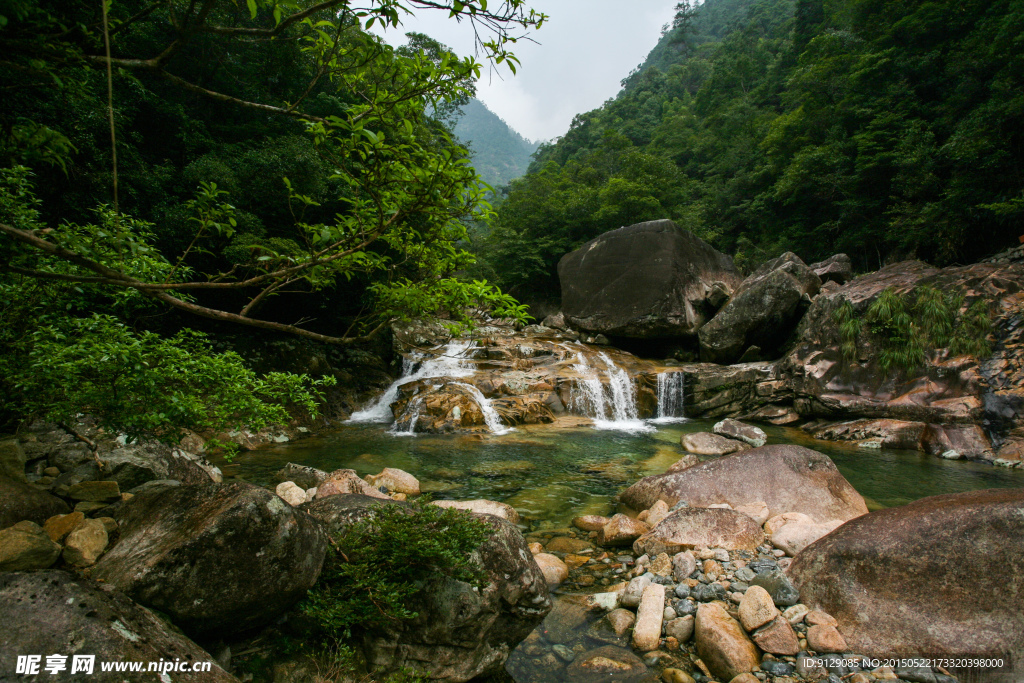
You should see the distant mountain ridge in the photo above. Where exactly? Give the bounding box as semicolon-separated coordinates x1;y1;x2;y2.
454;99;540;188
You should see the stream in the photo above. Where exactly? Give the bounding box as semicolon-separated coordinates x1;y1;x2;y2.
217;339;1023;682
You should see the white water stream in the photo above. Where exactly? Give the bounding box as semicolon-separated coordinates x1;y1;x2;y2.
568;346;652;433
453;382;513;435
346;340;476;424
651;371;687;423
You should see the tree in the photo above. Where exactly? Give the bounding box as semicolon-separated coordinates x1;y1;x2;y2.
0;0;546;345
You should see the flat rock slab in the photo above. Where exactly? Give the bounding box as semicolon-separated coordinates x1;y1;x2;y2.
633;507;765;556
789;487;1024;657
620;445;867;525
0;571;237;682
680;432;748;456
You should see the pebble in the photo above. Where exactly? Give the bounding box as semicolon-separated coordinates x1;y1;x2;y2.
632;583;666;651
663;668;695;683
760;660;795;676
734;566;756;582
692;582;726;602
783;603;809;624
674;584;691;599
552;644;575;662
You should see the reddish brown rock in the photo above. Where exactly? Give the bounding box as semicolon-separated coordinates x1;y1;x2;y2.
695;602;760;682
811;419;927;451
633;507;764;556
922;424;993;459
789;488;1024;657
315;469;391;500
621;445;866;525
573;514;611;531
751;616;800;655
807;624;847;653
533;553;569;585
597;514;651;547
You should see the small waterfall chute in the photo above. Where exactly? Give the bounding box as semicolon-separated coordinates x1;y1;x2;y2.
651;371;687;423
452;382;513;435
568;345;652;433
347;340;476;424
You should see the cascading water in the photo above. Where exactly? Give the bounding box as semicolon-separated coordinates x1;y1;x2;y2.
347;340;476;424
453;382;513;436
568;345;651;432
651;372;687;423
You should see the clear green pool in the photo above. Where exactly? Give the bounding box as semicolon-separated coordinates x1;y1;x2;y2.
221;418;1024;529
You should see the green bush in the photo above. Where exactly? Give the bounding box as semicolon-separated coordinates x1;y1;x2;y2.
301;499;491;640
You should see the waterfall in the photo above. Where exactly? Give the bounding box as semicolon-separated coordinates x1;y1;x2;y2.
391;396;424;436
347;340;476;424
568;346;652;433
453;383;513;435
652;372;687;423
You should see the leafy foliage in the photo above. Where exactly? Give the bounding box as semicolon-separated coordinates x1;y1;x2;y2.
301;499;490;639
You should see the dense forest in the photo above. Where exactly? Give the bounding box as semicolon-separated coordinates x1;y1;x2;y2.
454;98;540;187
476;0;1024;301
0;0;539;435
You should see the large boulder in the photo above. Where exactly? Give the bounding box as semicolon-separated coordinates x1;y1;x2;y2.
699;252;822;364
558;219;743;339
316;496;552;682
789;488;1024;661
89;482;327;637
0;571;238;682
620;445;867;525
0;475;70;529
633;507;765;556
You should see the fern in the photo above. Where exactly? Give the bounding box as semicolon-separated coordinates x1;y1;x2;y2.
844;286;993;375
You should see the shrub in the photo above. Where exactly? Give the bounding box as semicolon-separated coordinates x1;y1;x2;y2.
301;499;491;640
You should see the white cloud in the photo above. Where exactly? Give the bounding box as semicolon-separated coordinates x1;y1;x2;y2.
373;1;678;141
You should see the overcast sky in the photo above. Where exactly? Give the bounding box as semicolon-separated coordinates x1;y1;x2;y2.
373;1;678;142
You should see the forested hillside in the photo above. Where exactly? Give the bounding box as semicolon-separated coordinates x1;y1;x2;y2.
478;0;1024;300
454;98;540;187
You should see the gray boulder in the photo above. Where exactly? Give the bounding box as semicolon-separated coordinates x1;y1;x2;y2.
90;482;326;637
558;219;743;339
699;252;821;364
0;571;238;682
315;495;552;682
790;488;1024;661
620;445;867;525
0;475;70;529
809;253;853;284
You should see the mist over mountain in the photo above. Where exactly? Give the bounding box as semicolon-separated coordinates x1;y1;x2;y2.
454;98;541;188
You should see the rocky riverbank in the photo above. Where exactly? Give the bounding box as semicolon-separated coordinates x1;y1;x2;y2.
2;414;1022;683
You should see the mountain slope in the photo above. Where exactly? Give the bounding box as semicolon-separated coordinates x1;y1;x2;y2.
454;99;540;187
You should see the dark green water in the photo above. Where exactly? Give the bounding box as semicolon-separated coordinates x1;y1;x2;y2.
222;418;1024;528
